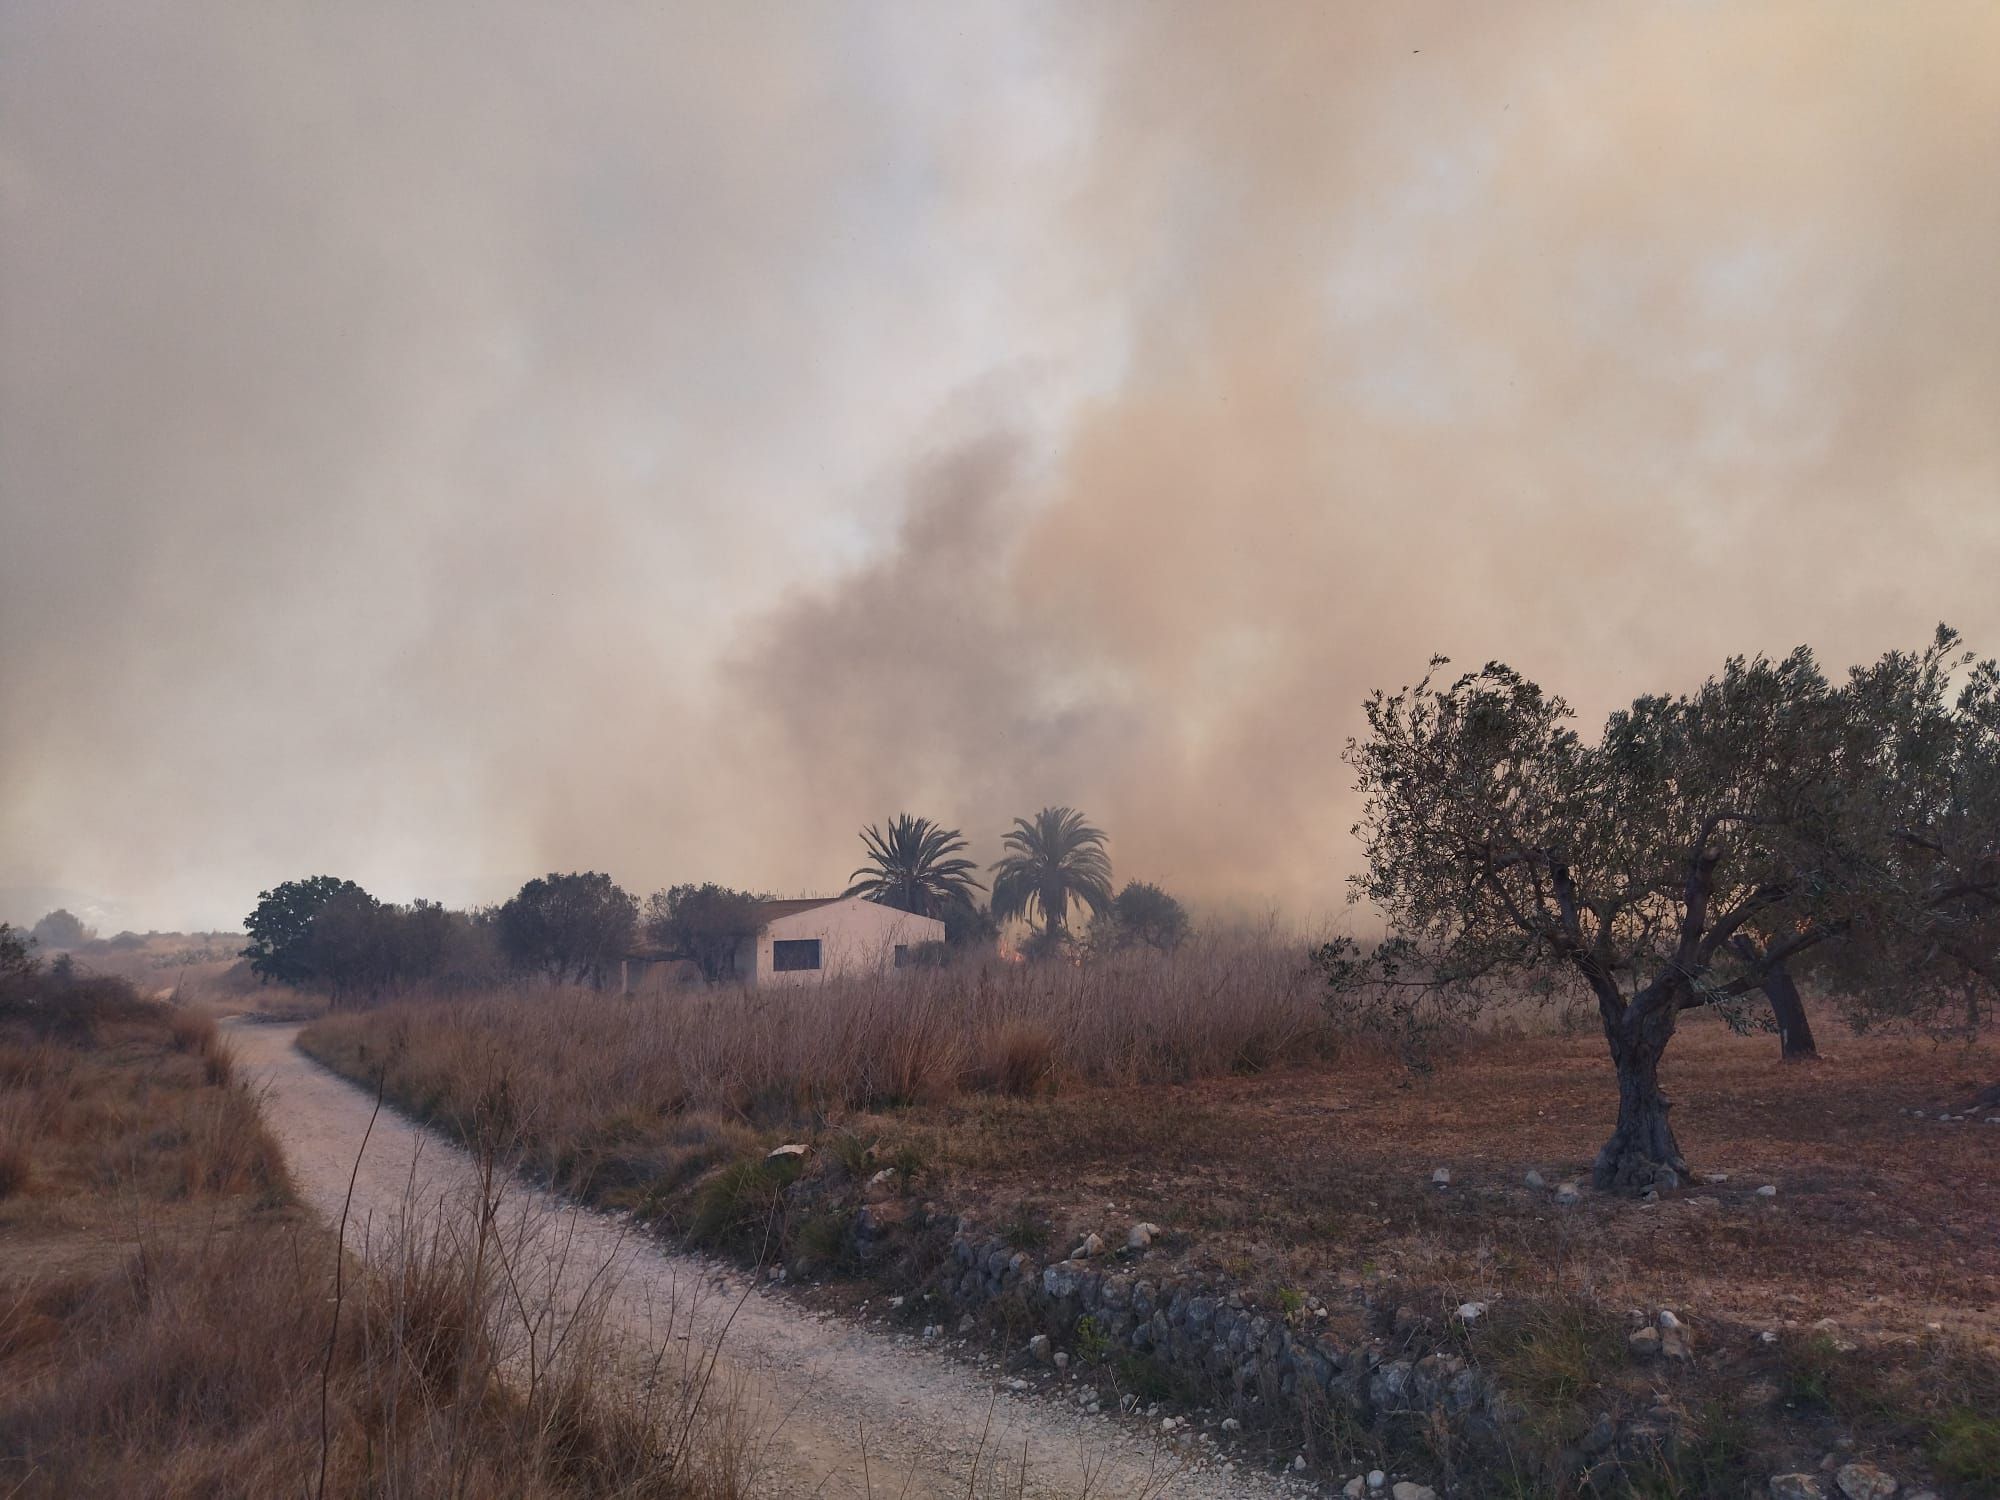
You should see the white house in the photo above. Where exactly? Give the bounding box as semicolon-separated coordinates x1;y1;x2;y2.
733;895;945;988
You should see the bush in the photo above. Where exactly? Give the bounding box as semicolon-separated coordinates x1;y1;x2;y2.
689;1152;804;1258
29;909;89;949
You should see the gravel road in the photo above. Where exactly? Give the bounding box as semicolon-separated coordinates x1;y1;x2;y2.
230;1020;1307;1499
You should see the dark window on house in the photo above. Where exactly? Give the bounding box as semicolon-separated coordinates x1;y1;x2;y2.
893;944;909;968
773;938;821;972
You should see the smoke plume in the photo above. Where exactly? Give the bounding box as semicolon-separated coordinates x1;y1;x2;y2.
4;3;1998;928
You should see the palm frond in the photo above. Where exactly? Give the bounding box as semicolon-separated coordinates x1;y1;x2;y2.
845;812;987;917
988;805;1113;936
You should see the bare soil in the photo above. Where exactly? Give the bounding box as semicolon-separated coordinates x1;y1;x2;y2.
901;1013;2000;1353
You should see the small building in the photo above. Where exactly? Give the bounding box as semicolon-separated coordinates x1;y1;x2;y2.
734;895;944;988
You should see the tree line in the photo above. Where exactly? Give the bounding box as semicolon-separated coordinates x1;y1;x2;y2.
238;804;1190;1002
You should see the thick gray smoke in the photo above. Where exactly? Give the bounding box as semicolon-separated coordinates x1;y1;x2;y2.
4;3;1998;928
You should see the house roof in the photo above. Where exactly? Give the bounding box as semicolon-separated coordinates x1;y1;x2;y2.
751;896;846;927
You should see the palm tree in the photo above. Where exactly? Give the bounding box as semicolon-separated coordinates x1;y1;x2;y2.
989;806;1113;945
844;813;985;919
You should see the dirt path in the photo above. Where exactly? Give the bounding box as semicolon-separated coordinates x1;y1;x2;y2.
231;1021;1303;1499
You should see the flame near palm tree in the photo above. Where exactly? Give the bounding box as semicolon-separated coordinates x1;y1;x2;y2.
843;813;985;919
990;806;1113;944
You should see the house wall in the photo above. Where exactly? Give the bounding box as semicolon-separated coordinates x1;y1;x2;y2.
739;897;945;988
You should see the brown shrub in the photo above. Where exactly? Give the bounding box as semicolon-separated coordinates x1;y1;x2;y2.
172;1081;288;1200
974;1017;1059;1097
165;1007;214;1055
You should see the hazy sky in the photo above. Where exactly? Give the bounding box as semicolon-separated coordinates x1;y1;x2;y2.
4;3;1998;931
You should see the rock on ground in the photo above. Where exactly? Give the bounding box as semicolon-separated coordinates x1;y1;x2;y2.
1833;1460;1899;1500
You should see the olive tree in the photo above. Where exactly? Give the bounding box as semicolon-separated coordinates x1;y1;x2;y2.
498;872;637;987
1087;881;1191;955
1326;629;1997;1193
1812;635;2000;1037
641;883;763;983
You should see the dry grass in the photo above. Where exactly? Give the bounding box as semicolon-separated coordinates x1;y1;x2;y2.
299;934;1348;1250
305;931;1337;1130
0;976;744;1499
305;953;2000;1494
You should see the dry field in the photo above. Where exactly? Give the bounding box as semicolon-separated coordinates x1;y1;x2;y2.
0;973;741;1499
302;954;2000;1496
912;1012;2000;1345
55;928;311;1015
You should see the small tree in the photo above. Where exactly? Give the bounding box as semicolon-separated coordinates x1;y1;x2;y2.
0;924;37;1000
642;883;764;983
31;909;90;949
243;876;369;985
300;885;392;1003
991;806;1113;952
1087;881;1191;955
1327;631;1998;1192
498;872;637;987
940;891;1000;955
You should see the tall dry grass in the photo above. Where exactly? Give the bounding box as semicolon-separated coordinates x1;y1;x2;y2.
0;973;746;1499
305;931;1337;1146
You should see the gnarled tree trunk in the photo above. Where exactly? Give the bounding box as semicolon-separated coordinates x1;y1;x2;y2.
1593;1002;1688;1192
1761;959;1818;1059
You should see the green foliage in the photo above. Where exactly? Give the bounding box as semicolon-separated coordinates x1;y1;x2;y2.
940;891;1000;953
30;908;90;949
498;871;636;987
1073;1315;1111;1363
0;924;36;992
1111;1351;1198;1408
1016;925;1076;965
1928;1404;2000;1486
823;1130;874;1180
886;1140;927;1186
1617;1401;1758;1499
1775;1330;1843;1410
1471;1297;1626;1441
791;1209;853;1269
1333;629;2000;1181
844;813;986;919
998;1203;1051;1251
689;1151;803;1258
1087;881;1191;955
990;806;1114;943
242;879;502;1000
642;882;764;983
242;875;367;985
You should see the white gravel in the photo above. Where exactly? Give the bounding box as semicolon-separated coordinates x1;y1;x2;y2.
230;1020;1313;1498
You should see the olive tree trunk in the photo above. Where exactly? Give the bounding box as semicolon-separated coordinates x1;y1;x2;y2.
1593;1003;1688;1192
1761;960;1818;1060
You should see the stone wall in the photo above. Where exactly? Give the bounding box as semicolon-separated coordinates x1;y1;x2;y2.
858;1205;1510;1453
